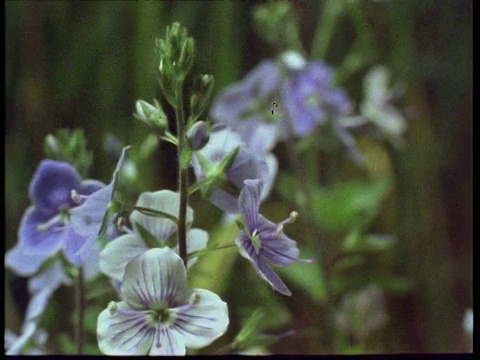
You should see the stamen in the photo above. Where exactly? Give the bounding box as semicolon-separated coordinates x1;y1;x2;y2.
189;292;200;305
36;214;63;232
108;301;118;315
71;190;87;205
273;211;298;237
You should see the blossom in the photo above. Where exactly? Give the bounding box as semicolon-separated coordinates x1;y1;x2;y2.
5;261;71;355
360;65;408;148
5;160;105;276
191;126;274;214
99;190;207;282
97;247;229;355
235;179;313;296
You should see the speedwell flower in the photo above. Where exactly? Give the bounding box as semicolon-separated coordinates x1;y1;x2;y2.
99;190;207;282
191;126;274;214
97;247;229;355
5;160;105;276
235;179;314;296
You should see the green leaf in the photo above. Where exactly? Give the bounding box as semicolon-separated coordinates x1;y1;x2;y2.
310;177;392;232
134;222;160;249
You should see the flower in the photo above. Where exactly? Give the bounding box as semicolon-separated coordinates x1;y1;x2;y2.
99;190;207;282
360;65;408;148
191;126;274;214
69;145;131;261
5;160;105;276
97;247;229;355
6;261;71;355
235;179;313;296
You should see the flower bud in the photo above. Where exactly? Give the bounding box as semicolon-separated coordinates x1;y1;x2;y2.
186;121;209;151
134;100;167;132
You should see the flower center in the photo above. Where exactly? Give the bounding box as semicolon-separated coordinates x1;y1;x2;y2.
250;229;262;254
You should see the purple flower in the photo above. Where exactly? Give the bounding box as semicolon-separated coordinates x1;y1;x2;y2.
235;179;313;296
5;160;105;276
283;61;352;137
97;247;229;355
191;126;274;214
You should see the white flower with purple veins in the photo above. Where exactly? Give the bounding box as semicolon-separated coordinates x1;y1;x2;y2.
5;160;105;276
99;190;208;282
97;247;229;355
235;179;314;296
191;126;275;214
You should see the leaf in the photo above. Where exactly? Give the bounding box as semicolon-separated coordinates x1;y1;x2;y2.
310;177;393;232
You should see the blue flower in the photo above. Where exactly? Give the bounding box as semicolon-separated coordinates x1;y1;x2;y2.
97;247;229;355
191;126;275;214
283;61;351;137
5;160;105;276
235;179;313;296
99;190;207;282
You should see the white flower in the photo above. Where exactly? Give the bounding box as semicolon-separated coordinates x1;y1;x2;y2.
99;190;208;282
97;247;229;355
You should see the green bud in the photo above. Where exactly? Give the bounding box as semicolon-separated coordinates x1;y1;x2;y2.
189;74;214;122
186;121;210;151
177;37;195;81
134;99;168;133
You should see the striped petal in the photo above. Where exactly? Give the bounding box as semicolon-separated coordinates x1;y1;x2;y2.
97;301;155;355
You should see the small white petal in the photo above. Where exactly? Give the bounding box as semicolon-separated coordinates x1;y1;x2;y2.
130;190;193;241
170;289;229;349
99;234;148;282
97;301;155;355
184;228;209;269
121;248;190;310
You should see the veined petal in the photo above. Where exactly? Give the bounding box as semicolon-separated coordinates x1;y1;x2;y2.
19;207;65;256
227;148;269;189
130;191;193;241
29;160;82;216
28;260;71;294
149;325;186;355
170;289;229;349
121;248;190;310
97;301;155;355
99;234;148;282
239;179;263;231
236;234;291;296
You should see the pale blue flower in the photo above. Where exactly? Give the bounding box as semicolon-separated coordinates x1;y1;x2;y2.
97;247;229;355
99;190;207;282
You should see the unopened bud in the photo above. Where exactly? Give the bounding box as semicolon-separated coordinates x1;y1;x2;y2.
186;121;210;150
134;100;167;132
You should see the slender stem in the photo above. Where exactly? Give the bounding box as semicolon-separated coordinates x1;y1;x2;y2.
75;267;85;355
175;85;189;267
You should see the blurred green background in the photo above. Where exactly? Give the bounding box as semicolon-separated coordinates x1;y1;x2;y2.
5;0;472;354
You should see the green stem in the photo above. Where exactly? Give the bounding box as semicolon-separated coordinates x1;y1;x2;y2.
311;0;344;60
75;267;85;355
175;85;189;267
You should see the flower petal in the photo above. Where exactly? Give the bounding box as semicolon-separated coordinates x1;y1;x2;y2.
238;179;263;231
19;207;65;256
121;248;190;310
5;243;49;277
29;160;82;216
170;288;229;349
184;228;208;269
70;183;112;250
28;260;71;294
99;234;149;282
130;190;193;241
63;226;88;266
149;325;186;355
79;179;106;195
97;301;155;355
235;234;291;296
